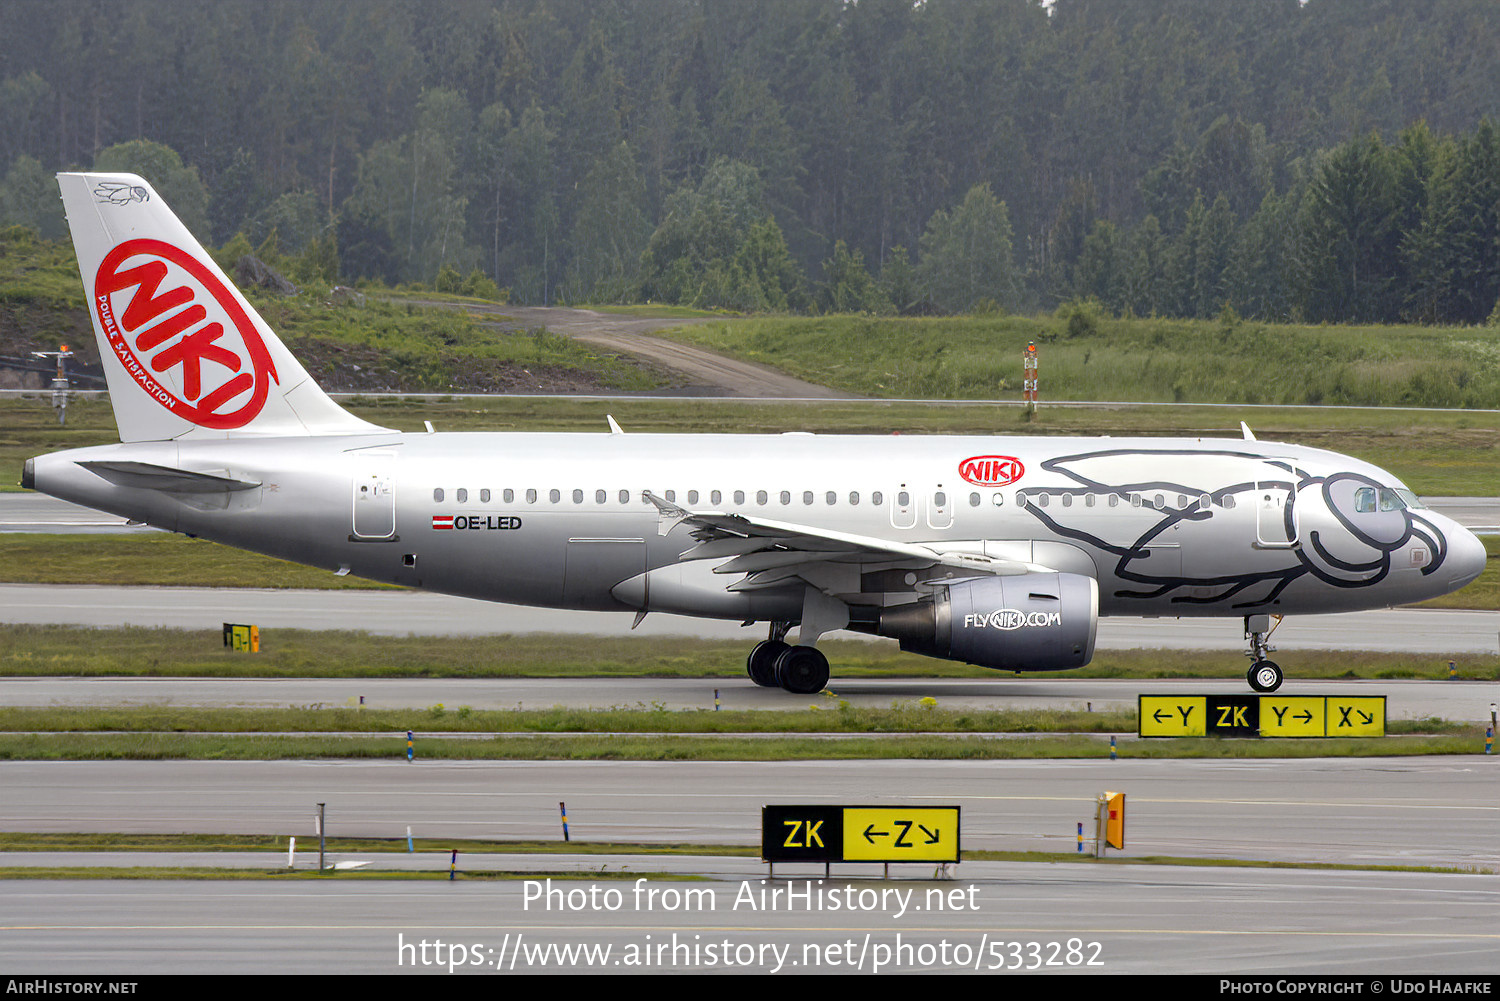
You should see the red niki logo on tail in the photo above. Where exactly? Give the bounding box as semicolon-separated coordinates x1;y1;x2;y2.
93;239;277;428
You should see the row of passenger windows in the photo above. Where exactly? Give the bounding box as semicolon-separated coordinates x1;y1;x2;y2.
433;487;892;506
1024;492;1238;510
430;487;1238;510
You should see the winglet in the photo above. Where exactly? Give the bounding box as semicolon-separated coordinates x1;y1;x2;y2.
1240;421;1256;441
607;415;624;435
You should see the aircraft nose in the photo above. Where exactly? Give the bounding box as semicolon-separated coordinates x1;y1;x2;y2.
1446;524;1488;591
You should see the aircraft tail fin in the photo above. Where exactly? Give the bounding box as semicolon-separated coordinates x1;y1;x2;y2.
57;171;384;442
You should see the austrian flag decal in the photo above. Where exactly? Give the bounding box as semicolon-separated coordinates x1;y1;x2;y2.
958;454;1025;487
432;515;454;530
93;238;278;429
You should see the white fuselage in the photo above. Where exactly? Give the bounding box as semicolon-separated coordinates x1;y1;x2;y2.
28;430;1486;626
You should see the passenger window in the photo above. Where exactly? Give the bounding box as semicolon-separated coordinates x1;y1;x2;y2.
757;490;768;505
872;491;883;505
480;489;491;503
549;489;560;503
1085;494;1095;507
780;490;791;505
526;489;537;503
734;490;745;504
934;491;947;507
457;488;468;503
688;490;699;504
665;490;676;502
969;492;980;507
433;488;444;502
1061;494;1072;507
826;491;837;505
1108;494;1118;507
897;490;910;506
503;489;514;503
850;492;860;505
992;492;1004;506
1039;493;1049;507
711;490;722;505
619;489;629;504
595;489;605;504
803;491;814;505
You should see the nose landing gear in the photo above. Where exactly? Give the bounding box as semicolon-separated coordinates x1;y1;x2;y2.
1244;614;1283;692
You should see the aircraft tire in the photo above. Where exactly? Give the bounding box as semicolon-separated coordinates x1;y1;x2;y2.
1247;660;1283;693
776;645;829;695
747;640;788;687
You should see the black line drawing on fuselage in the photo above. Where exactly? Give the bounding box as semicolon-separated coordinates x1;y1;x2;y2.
1014;449;1448;610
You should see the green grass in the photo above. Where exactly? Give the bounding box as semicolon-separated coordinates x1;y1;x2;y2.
0;867;710;880
0;230;668;397
0;704;1139;734
1418;536;1500;609
0;533;397;588
1;834;1481;875
254;287;666;393
1;625;1496;681
0;729;1484;760
0;832;755;855
659;313;1500;408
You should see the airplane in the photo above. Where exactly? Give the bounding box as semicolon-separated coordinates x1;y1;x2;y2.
21;172;1488;695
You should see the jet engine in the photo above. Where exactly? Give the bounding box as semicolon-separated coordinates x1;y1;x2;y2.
876;572;1098;671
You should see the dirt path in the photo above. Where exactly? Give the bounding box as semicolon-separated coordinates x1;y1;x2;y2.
445;302;852;398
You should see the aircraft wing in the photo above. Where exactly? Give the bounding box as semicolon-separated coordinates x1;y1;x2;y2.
644;491;1040;594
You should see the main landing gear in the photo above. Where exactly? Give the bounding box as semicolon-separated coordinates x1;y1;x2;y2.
1244;614;1283;693
746;621;830;695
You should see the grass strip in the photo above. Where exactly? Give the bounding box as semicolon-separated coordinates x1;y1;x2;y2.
1;625;1494;681
0;705;1140;734
0;868;708;880
0;730;1485;761
0;706;1471;736
657;313;1500;410
0;856;1486;879
0;833;754;854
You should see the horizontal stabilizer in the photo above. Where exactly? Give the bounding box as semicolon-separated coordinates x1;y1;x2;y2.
78;460;261;494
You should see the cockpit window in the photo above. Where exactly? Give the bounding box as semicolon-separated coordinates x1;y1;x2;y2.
1354;486;1412;513
1394;489;1424;510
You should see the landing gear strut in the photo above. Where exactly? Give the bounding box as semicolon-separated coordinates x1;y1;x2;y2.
1244;614;1283;693
745;621;830;694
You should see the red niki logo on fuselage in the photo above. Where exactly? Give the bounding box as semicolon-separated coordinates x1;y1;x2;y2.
958;454;1025;487
93;238;277;429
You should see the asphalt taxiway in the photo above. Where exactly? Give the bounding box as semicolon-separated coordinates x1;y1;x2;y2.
4;867;1498;974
